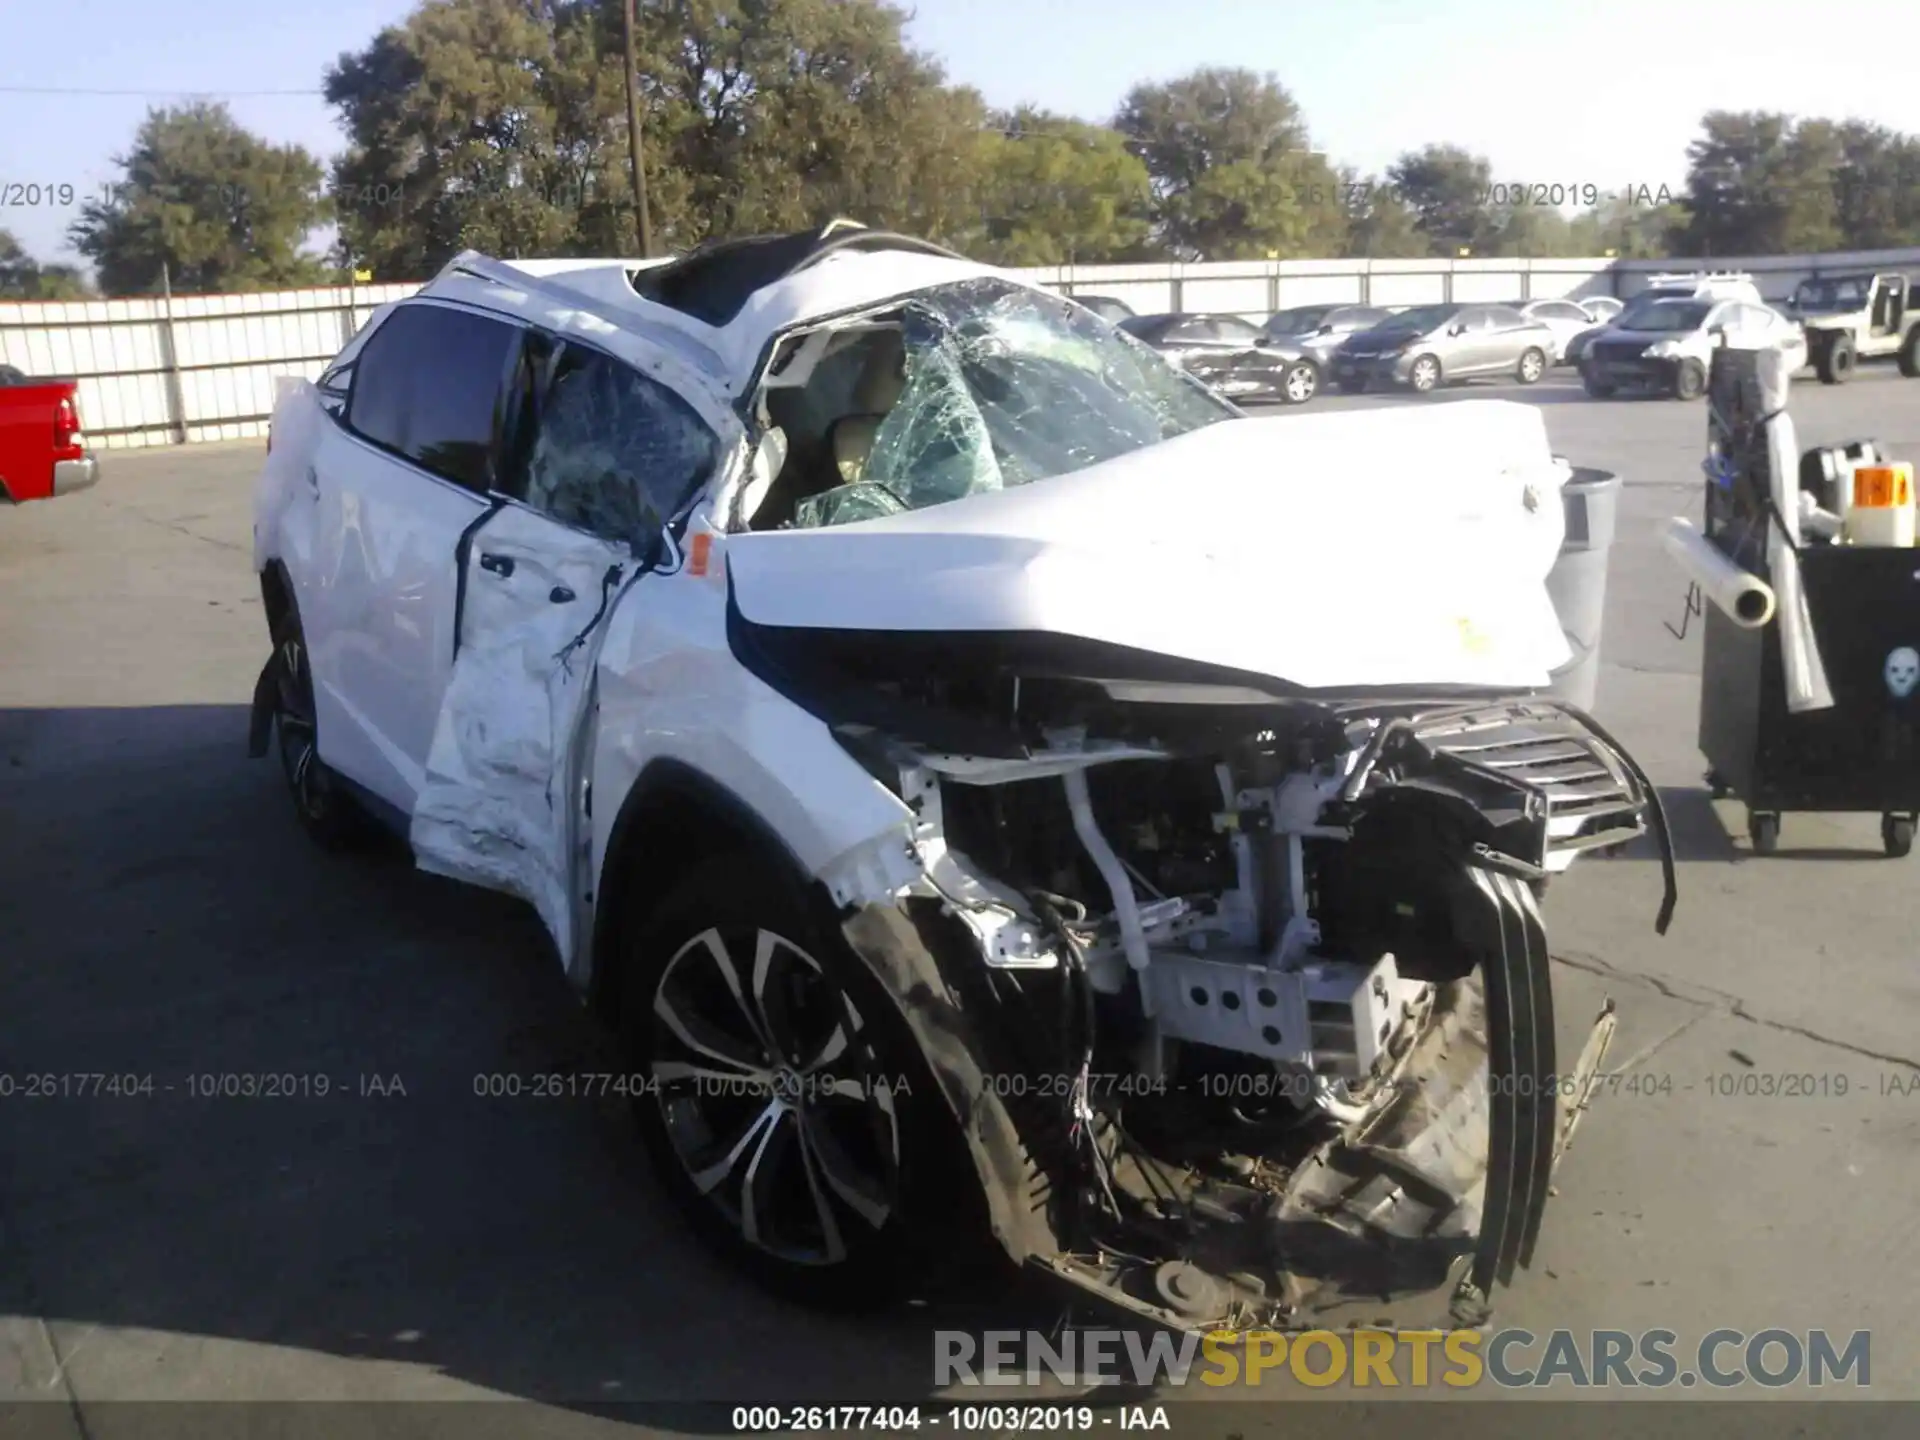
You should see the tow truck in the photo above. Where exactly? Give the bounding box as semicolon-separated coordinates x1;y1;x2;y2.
1786;272;1920;383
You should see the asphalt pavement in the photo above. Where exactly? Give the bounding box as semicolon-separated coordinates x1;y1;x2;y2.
3;368;1919;1435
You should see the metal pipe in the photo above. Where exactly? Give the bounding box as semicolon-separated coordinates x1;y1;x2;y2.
1061;768;1152;1011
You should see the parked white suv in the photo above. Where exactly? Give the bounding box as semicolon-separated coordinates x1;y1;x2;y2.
1582;295;1807;399
250;223;1671;1331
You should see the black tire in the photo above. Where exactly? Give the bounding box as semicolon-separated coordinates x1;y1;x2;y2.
1673;359;1707;401
1516;347;1547;384
1279;359;1320;405
1816;334;1855;384
1582;370;1616;398
1705;769;1731;801
1336;377;1368;394
1897;326;1920;378
1407;354;1442;393
1748;811;1780;856
1882;814;1914;859
267;600;370;850
618;857;972;1309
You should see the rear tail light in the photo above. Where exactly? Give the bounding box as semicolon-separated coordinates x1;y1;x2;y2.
53;395;80;452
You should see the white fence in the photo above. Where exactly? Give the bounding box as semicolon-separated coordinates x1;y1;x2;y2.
6;246;1920;452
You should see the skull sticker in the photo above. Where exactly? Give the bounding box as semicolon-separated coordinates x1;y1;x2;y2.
1887;647;1920;700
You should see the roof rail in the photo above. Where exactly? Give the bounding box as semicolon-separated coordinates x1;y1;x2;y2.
435;250;647;336
433;249;731;383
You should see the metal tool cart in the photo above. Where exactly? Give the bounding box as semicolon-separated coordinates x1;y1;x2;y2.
1690;347;1920;856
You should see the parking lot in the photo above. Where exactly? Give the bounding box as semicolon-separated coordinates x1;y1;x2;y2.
4;367;1920;1432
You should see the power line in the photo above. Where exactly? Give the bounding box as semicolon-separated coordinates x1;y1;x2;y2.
0;85;323;97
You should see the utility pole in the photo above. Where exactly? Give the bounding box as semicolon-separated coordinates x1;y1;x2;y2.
623;0;653;258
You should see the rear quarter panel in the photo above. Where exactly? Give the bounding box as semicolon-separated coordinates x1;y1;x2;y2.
0;382;65;502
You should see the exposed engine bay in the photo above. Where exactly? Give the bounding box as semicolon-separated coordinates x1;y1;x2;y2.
736;619;1679;1331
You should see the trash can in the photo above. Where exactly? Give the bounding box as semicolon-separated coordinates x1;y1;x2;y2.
1543;466;1621;712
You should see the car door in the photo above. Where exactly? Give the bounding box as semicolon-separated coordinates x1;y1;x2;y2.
1445;307;1497;374
1202;316;1269;384
410;331;723;971
1157;317;1221;370
309;301;522;817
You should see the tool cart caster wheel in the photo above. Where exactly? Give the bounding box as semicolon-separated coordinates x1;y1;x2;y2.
1706;769;1731;800
1749;811;1781;855
1882;814;1915;859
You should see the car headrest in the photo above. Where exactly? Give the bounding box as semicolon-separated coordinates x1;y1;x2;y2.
832;414;883;483
737;425;789;524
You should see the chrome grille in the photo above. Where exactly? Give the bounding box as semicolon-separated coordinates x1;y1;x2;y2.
1411;704;1648;856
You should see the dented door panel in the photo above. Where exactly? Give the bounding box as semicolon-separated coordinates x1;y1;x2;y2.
411;503;630;967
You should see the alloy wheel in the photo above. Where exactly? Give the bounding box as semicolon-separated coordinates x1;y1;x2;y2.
1283;362;1317;403
649;925;901;1267
274;635;333;823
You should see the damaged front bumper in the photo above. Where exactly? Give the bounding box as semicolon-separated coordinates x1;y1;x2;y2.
832;695;1673;1333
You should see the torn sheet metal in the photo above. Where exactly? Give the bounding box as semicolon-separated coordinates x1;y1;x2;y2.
411;504;631;968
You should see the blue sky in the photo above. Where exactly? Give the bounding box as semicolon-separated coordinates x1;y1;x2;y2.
4;0;1918;269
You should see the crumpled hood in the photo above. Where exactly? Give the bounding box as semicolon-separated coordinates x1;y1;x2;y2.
726;401;1575;692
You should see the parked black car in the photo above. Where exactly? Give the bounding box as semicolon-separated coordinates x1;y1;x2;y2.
1118;312;1323;404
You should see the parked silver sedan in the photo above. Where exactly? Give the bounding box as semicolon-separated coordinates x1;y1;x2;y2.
1331;303;1556;394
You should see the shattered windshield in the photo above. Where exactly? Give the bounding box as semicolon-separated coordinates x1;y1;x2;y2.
791;279;1235;529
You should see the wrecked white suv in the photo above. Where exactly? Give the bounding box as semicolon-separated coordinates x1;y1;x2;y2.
250;223;1675;1331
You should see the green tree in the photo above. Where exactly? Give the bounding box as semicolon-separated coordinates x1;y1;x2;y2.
1678;111;1843;256
1830;121;1920;250
972;109;1151;266
0;230;93;299
1113;67;1343;259
325;0;603;280
634;0;991;246
68;103;330;294
326;0;992;278
1572;194;1688;258
1342;173;1426;258
1384;144;1498;256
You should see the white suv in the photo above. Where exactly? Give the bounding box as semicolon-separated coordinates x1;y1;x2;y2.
250;223;1671;1330
1582;295;1807;399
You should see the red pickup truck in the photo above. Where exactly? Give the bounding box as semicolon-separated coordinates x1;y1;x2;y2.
0;364;99;504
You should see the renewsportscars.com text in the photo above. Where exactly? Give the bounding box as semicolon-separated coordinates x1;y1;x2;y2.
935;1328;1871;1390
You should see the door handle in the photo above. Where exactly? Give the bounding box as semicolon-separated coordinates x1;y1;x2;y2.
479;552;515;578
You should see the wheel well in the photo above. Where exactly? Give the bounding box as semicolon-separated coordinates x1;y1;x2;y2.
588;761;806;1025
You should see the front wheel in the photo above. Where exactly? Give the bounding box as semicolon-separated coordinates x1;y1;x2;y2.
1516;347;1547;384
1673;359;1707;401
1816;334;1855;384
1897;327;1920;378
1582;369;1616;398
1408;355;1441;393
620;858;971;1309
1883;814;1915;858
1279;359;1320;405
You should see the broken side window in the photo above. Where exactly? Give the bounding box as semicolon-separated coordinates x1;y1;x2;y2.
520;344;719;550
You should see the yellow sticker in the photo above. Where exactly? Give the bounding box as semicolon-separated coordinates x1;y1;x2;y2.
1456;616;1491;654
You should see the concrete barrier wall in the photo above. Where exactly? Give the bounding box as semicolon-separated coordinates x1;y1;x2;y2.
6;246;1920;451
